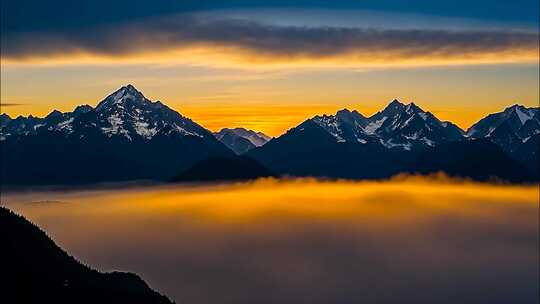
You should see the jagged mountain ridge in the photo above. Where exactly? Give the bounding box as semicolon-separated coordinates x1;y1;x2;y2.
247;119;534;182
1;85;211;141
467;104;539;139
0;85;234;185
248;101;539;182
466;104;539;173
1;207;173;304
311;100;464;150
1;89;538;183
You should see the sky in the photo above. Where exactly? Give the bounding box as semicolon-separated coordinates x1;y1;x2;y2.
1;0;539;136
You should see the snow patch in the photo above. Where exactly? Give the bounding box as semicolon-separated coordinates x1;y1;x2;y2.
313;116;345;142
485;126;496;137
172;124;203;138
515;107;532;125
380;139;412;150
364;117;386;134
421;137;435;146
56;118;74;133
102;114;131;139
134;121;157;139
33;124;45;130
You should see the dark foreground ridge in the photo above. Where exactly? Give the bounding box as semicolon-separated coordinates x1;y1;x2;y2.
0;207;174;304
172;156;275;182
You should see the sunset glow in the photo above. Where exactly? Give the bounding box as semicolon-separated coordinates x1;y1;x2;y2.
2;5;539;136
4;176;538;303
2;2;539;303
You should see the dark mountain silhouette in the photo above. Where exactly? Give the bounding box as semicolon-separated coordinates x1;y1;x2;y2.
311;100;464;150
0;85;234;185
407;139;534;182
173;156;275;182
1;94;538;184
248;119;534;183
515;134;540;175
247;119;410;179
0;206;173;304
467;104;539;175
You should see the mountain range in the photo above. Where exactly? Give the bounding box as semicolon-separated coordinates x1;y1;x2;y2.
248;100;538;182
310;100;464;150
1;85;538;184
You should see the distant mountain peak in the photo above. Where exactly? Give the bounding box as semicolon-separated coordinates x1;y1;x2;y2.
336;108;352;115
404;102;423;114
468;103;539;138
45;109;63;119
379;99;408;115
309;99;464;149
119;84;142;95
1;85;216;142
0;113;11;128
466;104;539;168
215;127;271;154
95;84;149;112
390;99;404;106
505;103;524;110
505;104;535;125
74;104;93;115
336;108;367;121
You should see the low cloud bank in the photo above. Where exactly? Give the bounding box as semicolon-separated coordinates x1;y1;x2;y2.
4;176;538;303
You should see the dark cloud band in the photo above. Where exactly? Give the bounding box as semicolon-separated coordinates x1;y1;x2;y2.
2;15;538;63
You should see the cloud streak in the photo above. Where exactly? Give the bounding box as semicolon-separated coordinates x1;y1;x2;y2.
2;15;538;67
0;103;25;107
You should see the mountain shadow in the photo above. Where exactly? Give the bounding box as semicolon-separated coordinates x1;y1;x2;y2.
247;120;410;179
406;139;534;183
172;156;275;182
0;207;174;304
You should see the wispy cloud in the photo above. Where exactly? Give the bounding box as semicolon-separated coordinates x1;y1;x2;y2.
0;103;25;107
2;14;538;67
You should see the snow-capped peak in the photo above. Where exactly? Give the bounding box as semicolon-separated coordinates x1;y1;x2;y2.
1;85;212;142
95;84;148;112
466;103;539;152
309;99;464;149
505;104;534;125
405;102;422;115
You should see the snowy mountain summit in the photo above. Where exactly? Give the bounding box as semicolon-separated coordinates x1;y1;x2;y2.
1;85;234;184
465;104;539;170
0;85;211;141
467;104;539;142
311;99;463;150
1;89;538;184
